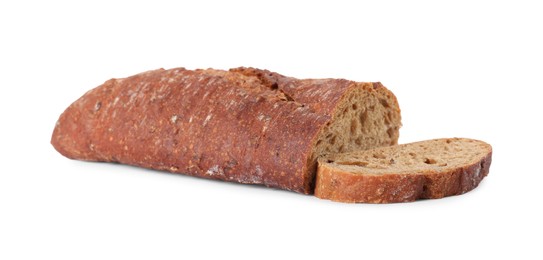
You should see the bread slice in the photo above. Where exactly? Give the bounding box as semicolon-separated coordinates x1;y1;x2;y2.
315;138;492;203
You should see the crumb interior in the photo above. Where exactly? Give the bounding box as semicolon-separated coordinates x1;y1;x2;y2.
308;84;401;178
326;138;490;175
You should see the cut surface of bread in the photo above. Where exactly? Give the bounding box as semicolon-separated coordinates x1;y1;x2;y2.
307;82;401;189
315;138;492;203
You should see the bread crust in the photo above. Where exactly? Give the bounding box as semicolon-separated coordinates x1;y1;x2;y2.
315;150;492;203
51;67;399;194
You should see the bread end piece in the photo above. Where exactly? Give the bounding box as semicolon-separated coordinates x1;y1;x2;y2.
314;138;492;203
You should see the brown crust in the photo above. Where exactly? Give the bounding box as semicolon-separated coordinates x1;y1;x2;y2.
314;151;492;203
51;67;399;194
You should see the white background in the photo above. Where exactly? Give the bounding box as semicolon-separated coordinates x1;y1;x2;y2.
1;0;541;259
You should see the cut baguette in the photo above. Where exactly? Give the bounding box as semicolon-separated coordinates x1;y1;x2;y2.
51;67;401;194
315;138;492;203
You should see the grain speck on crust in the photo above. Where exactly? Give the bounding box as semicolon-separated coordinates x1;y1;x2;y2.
170;115;178;124
206;165;223;176
203;114;212;126
94;102;102;111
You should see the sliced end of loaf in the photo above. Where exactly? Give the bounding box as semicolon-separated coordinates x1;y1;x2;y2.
315;138;492;203
306;82;401;192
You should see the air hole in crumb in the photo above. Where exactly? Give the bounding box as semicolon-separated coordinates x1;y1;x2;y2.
373;153;386;159
352;104;358;110
338;145;345;152
387;128;395;138
350;119;358;134
327;159;335;163
385;111;393;124
379;99;389;108
336;161;369;167
409;152;416;157
446;139;452;144
316;140;322;145
355;137;362;145
360;110;368;125
424;158;437;164
329;136;337;145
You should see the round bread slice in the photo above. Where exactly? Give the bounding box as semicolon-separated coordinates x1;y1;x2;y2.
315;138;492;203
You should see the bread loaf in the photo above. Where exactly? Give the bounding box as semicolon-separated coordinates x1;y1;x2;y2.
51;67;402;194
315;138;492;203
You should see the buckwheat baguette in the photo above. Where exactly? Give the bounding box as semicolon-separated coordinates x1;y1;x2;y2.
51;67;401;194
315;138;492;203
